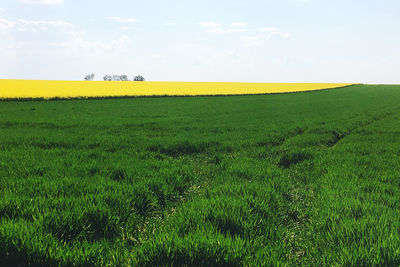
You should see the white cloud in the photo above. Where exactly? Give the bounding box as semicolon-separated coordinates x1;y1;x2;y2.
227;28;246;33
107;17;137;23
258;27;279;32
0;15;136;80
199;21;248;34
58;35;131;53
239;26;290;46
18;0;63;4
242;31;290;47
230;22;246;27
198;21;221;28
0;17;73;32
0;8;4;12
7;34;133;80
207;28;246;34
0;17;130;52
0;18;13;30
198;22;284;36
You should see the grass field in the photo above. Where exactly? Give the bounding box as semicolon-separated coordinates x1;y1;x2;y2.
1;84;400;266
0;79;352;99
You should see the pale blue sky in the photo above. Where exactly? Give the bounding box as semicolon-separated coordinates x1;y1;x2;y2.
0;0;399;83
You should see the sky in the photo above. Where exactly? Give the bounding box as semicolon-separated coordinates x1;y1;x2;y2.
0;0;399;83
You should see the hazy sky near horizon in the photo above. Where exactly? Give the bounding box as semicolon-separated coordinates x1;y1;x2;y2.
0;0;399;83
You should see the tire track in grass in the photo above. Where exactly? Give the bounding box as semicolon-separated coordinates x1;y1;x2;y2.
133;106;400;265
325;108;400;148
279;107;400;266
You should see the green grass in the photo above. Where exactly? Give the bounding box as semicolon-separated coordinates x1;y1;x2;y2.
1;84;400;266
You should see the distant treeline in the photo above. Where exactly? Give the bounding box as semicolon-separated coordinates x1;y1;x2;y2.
84;74;145;81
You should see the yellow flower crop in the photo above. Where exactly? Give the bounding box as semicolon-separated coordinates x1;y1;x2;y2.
0;79;353;99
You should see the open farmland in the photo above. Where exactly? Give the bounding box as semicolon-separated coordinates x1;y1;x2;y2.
0;79;352;99
1;84;400;266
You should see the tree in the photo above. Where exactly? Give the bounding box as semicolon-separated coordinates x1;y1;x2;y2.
120;75;129;81
103;74;130;81
133;75;145;81
84;73;95;80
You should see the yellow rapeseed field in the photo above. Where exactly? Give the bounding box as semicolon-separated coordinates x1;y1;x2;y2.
0;79;353;99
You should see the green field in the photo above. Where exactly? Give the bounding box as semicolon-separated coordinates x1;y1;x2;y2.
1;84;400;266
